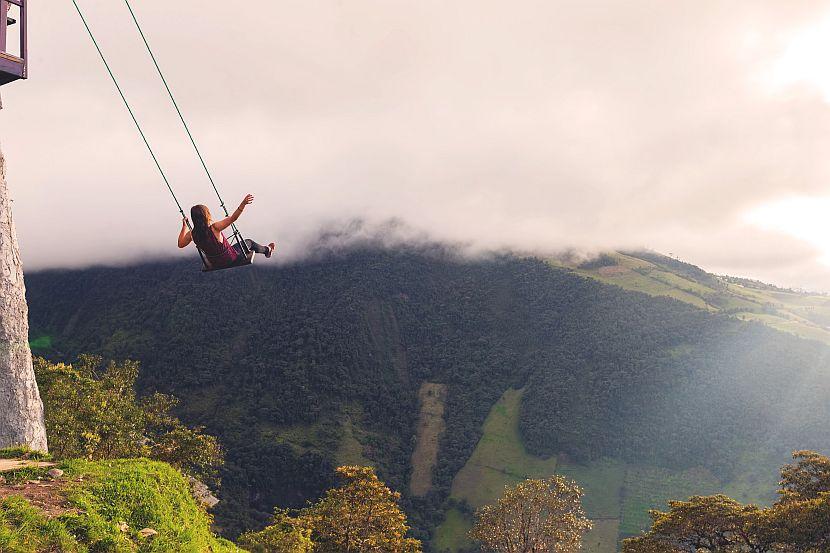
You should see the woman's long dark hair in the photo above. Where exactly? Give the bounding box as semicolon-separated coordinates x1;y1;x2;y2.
190;205;212;245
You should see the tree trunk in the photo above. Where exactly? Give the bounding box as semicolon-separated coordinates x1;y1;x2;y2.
0;138;48;452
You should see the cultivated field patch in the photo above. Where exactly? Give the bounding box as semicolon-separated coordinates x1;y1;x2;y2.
410;382;448;496
449;388;558;508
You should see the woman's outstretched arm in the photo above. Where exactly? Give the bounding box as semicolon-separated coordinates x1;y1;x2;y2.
213;194;254;232
178;217;193;248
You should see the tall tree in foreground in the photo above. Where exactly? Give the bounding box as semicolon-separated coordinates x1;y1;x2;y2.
621;495;769;552
469;476;592;553
242;465;421;553
0;140;47;452
308;466;421;553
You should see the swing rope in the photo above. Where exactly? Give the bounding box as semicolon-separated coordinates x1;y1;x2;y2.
70;0;250;266
70;0;187;220
122;0;231;220
121;0;247;256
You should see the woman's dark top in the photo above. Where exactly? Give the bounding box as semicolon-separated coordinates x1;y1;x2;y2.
193;228;240;268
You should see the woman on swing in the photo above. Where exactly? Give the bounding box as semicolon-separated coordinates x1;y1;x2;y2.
177;194;275;270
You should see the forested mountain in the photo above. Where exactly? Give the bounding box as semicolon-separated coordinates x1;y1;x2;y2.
23;246;830;551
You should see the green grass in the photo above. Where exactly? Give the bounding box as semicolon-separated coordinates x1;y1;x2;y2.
720;449;780;506
555;251;830;345
646;270;717;298
449;389;558;508
335;416;373;467
736;312;830;345
28;335;52;353
557;458;625;519
567;253;714;310
0;447;50;461
619;465;722;536
258;404;373;467
439;390;624;552
432;508;473;553
0;458;242;552
0;496;80;553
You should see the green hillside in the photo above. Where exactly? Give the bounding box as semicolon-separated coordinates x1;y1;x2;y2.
24;248;830;551
0;456;239;552
555;251;830;344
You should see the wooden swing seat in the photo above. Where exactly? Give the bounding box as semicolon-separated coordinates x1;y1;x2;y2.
201;251;256;273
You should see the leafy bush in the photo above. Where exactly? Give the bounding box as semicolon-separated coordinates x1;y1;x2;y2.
238;509;313;553
34;355;223;485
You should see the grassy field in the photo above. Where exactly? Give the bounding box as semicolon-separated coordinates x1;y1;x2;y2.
619;465;721;536
557;457;626;519
448;388;558;508
565;254;713;309
553;251;830;345
735;312;830;344
336;415;373;467
435;387;779;552
437;389;624;552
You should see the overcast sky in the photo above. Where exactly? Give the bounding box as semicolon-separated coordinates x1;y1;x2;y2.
3;1;830;289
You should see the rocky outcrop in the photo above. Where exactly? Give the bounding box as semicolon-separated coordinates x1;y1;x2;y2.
0;140;47;452
188;476;219;509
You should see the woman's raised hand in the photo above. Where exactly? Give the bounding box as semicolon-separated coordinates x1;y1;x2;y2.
182;216;190;226
239;194;254;209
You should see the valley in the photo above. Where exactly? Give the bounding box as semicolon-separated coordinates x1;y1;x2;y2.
23;247;830;551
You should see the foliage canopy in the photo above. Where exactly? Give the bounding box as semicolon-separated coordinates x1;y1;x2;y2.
469;476;591;553
241;465;420;553
34;355;223;485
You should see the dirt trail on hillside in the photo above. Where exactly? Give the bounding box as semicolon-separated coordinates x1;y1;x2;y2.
0;459;54;472
410;382;448;496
